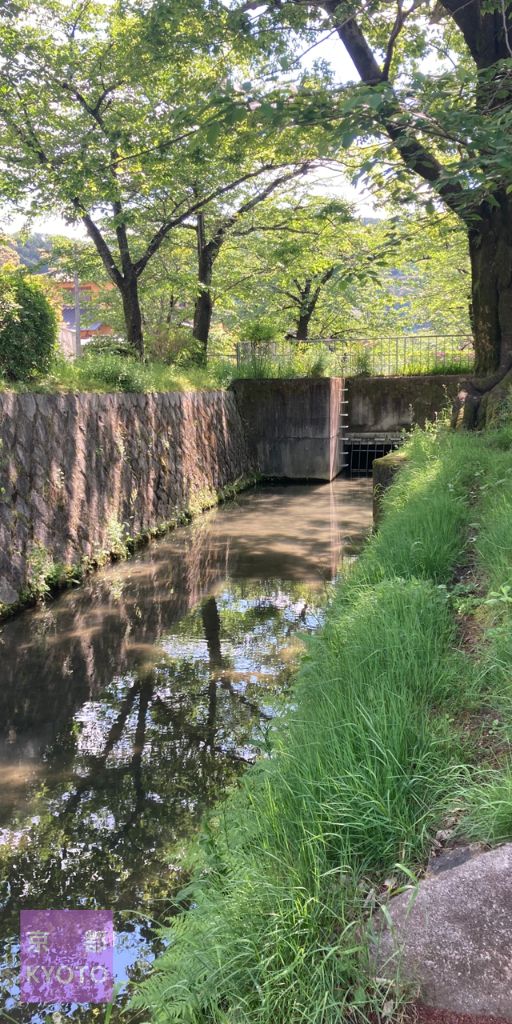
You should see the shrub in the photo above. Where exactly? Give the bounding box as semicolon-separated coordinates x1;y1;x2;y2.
0;267;57;380
353;349;372;376
145;325;202;366
82;336;133;358
77;352;151;392
242;317;278;345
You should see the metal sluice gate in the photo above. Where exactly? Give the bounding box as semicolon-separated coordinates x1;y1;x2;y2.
336;379;405;477
341;433;404;477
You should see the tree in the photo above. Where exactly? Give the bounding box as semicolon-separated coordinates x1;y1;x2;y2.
216;197;395;341
237;0;512;379
0;0;317;359
186;164;313;357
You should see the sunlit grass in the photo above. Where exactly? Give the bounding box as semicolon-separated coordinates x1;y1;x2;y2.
0;353;237;394
0;344;475;394
132;426;512;1024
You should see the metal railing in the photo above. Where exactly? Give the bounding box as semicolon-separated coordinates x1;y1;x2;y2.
235;334;475;377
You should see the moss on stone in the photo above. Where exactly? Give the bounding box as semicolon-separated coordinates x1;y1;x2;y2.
0;473;259;623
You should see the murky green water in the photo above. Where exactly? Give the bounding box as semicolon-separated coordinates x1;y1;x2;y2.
0;480;372;1022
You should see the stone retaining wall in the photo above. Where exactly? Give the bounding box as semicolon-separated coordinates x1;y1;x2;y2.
0;390;252;609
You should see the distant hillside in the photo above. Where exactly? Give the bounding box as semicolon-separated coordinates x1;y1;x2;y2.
13;234;52;271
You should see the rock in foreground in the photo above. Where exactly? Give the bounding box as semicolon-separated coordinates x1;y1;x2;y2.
374;844;512;1019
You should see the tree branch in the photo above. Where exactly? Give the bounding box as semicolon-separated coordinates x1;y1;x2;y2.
207;162;313;256
75;204;123;288
382;0;405;80
321;1;467;214
133;163;297;277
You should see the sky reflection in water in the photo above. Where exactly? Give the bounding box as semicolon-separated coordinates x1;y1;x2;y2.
0;479;372;1021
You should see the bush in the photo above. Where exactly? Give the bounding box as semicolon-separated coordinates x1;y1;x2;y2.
242;317;278;345
73;352;152;392
82;336;134;358
0;267;57;380
145;325;202;366
353;349;372;376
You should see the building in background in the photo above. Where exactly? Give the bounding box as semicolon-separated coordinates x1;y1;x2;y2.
58;281;114;357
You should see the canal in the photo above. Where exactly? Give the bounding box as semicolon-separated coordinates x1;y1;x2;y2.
0;479;372;1021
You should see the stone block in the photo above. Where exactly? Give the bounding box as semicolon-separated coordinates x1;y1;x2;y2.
373;843;512;1020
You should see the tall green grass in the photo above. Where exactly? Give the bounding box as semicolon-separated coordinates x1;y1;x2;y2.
132;426;509;1024
235;348;328;380
0;352;236;394
450;439;512;844
133;582;468;1024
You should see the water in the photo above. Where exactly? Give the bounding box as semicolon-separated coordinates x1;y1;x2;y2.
0;480;372;1021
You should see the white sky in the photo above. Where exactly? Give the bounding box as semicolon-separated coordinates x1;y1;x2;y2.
0;29;377;238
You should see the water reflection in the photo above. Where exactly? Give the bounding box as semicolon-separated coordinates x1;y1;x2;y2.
0;479;372;1021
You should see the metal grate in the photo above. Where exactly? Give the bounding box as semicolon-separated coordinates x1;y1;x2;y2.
343;433;404;478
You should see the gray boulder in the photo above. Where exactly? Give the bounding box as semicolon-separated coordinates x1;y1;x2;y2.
373;843;512;1019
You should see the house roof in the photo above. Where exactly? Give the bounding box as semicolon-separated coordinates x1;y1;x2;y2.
62;305;103;332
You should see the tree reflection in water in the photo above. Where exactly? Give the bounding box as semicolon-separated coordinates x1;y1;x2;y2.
0;480;372;1021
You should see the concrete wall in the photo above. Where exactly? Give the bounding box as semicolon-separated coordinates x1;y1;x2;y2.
0;390;252;609
347;374;471;433
231;377;344;481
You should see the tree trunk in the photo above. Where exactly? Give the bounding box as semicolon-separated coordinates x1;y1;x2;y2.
193;288;213;365
295;279;313;341
469;195;512;375
121;276;144;359
192;212;215;367
296;310;312;341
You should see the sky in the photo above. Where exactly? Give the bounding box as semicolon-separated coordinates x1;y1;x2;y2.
0;26;377;239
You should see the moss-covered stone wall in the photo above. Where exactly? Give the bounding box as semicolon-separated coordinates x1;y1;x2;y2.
0;390;253;611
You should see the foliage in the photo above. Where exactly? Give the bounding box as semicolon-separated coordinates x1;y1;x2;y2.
229;0;512;371
0;267;57;380
145;326;204;367
217;199;394;341
24;543;70;603
0;0;326;356
213;207;470;345
236;346;328;379
0;208;472;373
243;317;279;345
352;348;371;375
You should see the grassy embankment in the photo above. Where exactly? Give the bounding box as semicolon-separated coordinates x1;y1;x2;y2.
132;422;512;1024
0;353;235;394
0;346;471;394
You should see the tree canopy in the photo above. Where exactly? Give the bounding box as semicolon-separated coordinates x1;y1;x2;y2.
0;0;325;357
232;0;512;373
0;0;502;373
